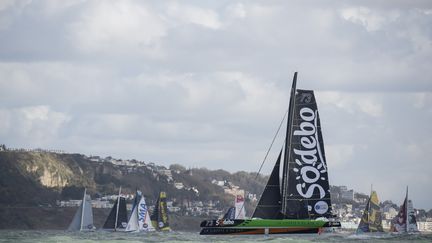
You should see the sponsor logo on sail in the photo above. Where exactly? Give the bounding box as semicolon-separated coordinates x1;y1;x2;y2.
138;201;147;222
314;201;328;214
292;105;329;214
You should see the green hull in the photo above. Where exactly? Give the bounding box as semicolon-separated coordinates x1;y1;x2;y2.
200;219;341;235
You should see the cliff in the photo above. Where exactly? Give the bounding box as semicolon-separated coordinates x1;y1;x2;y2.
0;150;266;211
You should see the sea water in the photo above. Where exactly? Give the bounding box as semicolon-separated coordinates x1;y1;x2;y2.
0;230;431;243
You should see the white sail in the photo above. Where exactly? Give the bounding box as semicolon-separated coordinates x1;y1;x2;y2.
125;201;139;232
68;201;83;231
407;200;418;232
139;195;155;231
234;195;246;219
68;189;95;231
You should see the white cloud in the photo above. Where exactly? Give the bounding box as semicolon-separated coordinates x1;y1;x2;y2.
165;2;222;29
69;1;166;55
413;92;432;109
340;7;400;31
226;3;246;19
0;106;70;145
326;144;355;167
317;92;383;117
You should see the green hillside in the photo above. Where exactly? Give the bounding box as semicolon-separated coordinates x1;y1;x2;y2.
0;151;266;209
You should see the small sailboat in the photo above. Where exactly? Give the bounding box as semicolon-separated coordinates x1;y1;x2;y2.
102;187;128;231
222;207;236;220
125;190;155;232
390;187;419;233
234;195;246;219
151;191;171;231
356;190;384;233
67;188;96;231
200;72;341;235
223;195;246;220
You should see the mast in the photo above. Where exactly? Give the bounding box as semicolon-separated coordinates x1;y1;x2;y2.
368;184;372;225
281;72;297;217
115;186;122;231
406;186;408;232
80;188;86;231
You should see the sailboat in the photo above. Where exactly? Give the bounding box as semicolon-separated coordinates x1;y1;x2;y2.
151;191;171;231
356;190;384;233
102;187;128;231
67;188;96;231
222;207;236;220
200;72;341;235
234;195;246;219
390;187;418;233
223;195;246;220
125;190;155;232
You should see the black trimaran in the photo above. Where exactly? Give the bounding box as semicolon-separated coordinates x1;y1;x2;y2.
200;72;341;235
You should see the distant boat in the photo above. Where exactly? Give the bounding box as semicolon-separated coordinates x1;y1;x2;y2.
200;72;341;235
223;195;246;220
151;191;170;231
67;188;96;231
356;190;384;233
222;207;236;220
234;195;246;219
102;187;128;231
125;190;155;232
390;187;419;233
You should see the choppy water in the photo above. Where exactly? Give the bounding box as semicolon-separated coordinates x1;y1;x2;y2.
0;230;431;243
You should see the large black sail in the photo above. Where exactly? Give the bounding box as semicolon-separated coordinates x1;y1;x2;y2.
252;150;282;219
103;197;128;230
282;89;332;219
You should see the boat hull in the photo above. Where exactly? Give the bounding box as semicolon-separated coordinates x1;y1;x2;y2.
199;219;340;235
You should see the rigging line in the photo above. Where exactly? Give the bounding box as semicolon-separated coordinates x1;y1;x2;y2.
254;109;288;180
241;111;287;219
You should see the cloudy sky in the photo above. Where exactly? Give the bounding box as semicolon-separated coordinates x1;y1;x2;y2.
1;0;431;209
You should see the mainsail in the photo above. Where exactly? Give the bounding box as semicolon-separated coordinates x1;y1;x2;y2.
356;191;384;233
390;187;418;233
281;73;332;219
103;188;128;231
151;191;170;231
68;188;95;231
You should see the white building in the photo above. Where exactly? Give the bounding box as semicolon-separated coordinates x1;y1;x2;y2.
418;219;432;232
174;182;184;189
